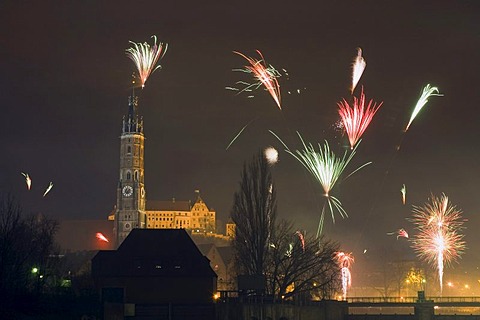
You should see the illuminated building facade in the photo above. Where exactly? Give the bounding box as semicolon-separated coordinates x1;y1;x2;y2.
145;192;216;233
114;95;147;247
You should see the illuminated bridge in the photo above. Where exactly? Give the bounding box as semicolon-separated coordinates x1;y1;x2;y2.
348;296;480;307
347;297;480;319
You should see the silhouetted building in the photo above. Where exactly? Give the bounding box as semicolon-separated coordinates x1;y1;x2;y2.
197;244;236;291
92;229;217;319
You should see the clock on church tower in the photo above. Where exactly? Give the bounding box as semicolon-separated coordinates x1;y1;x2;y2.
114;94;147;247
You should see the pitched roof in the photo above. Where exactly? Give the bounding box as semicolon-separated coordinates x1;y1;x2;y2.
217;246;234;264
92;229;216;278
146;200;191;211
196;243;215;256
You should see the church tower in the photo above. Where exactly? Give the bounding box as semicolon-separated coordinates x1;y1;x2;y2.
114;94;147;247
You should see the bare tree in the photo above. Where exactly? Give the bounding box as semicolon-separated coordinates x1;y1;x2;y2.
231;152;340;301
231;150;277;278
268;220;340;300
0;193;58;306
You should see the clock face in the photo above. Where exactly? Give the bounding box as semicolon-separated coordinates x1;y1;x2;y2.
122;185;133;197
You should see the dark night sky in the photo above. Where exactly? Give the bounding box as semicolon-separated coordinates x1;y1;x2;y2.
1;1;480;275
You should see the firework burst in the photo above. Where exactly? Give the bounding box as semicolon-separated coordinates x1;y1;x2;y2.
43;182;53;197
228;50;282;109
387;228;409;240
409;194;466;293
351;48;366;94
96;232;109;242
126;35;168;88
271;131;371;236
405;84;443;131
336;252;354;300
401;184;407;205
21;172;32;190
264;147;279;165
337;88;383;149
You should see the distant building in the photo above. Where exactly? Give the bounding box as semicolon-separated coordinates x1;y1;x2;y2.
92;229;217;319
146;192;216;233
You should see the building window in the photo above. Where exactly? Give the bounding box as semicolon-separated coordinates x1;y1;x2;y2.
134;171;138;181
126;172;131;180
127;146;131;153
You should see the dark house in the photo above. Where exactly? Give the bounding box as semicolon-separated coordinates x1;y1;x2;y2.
92;229;217;319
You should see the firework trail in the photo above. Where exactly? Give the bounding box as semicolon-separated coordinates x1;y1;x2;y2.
405;84;443;131
401;184;406;205
21;172;32;190
351;48;366;94
96;232;109;242
43;182;53;197
336;252;354;300
387;228;409;240
126;35;168;88
409;194;466;294
337;88;383;149
264;147;279;165
295;230;305;252
271;131;371;236
228;50;282;109
225;117;258;151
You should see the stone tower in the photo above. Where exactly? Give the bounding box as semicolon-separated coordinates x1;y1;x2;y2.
114;94;146;247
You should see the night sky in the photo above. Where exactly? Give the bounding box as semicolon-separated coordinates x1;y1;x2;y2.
1;1;480;276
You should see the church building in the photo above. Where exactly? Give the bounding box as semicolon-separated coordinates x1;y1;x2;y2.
112;95;217;248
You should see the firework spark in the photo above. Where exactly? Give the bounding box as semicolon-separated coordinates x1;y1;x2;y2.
336;252;354;300
387;228;409;240
126;35;168;88
21;172;32;190
401;184;407;205
43;182;53;197
295;230;305;252
405;84;443;131
337;88;383;149
96;232;109;242
271;131;371;236
264;147;279;165
229;50;282;109
409;194;466;293
351;48;366;94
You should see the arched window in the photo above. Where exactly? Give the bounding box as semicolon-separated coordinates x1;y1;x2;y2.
126;171;131;180
127;146;131;154
134;171;138;181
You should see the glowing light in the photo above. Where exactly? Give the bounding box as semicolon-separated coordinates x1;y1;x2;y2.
336;252;354;300
295;230;305;252
229;50;282;110
388;228;409;240
337;88;383;149
271;131;371;236
405;84;443;131
351;47;366;94
21;172;32;190
32;267;38;274
126;35;168;88
96;232;109;242
401;184;407;205
43;182;53;197
409;194;466;293
264;147;279;165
